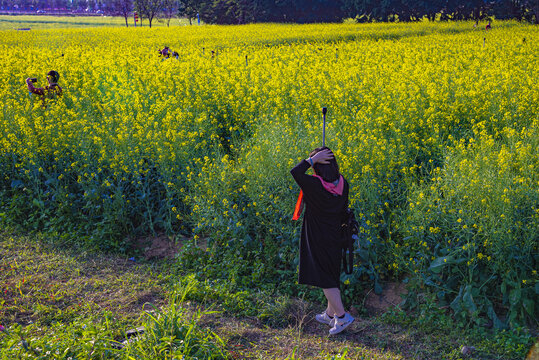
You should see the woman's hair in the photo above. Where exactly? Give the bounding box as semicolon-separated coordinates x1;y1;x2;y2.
47;70;60;83
309;146;340;182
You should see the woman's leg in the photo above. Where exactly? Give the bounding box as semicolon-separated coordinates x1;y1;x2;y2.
323;288;345;317
325;300;335;317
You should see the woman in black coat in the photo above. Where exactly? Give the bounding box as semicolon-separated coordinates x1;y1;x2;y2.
290;147;355;335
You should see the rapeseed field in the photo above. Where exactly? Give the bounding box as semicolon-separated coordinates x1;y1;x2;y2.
0;21;537;327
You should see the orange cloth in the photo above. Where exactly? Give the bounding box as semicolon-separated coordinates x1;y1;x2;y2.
292;190;304;220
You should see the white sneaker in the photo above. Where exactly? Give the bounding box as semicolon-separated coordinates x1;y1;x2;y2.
315;312;335;326
329;313;355;335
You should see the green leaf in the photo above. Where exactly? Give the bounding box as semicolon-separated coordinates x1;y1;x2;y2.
522;298;534;316
429;256;452;273
424;277;437;287
486;300;505;329
357;249;369;262
32;198;44;209
508;308;518;326
450;285;464;313
509;288;521;306
401;291;417;310
463;285;477;314
374;279;383;295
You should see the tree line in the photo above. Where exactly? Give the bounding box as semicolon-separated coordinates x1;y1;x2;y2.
189;0;538;24
2;0;538;25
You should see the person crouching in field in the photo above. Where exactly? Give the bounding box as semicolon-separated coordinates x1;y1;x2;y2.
159;46;171;59
290;147;355;335
26;70;63;100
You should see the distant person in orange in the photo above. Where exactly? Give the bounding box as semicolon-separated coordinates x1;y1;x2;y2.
26;70;62;99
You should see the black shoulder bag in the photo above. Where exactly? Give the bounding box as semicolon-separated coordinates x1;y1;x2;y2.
341;208;359;275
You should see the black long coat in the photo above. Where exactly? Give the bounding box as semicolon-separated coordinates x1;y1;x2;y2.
290;160;349;289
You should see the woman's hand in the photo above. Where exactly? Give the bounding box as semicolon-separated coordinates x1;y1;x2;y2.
310;149;334;165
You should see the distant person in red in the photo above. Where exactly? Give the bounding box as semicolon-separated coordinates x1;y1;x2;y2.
26;70;62;99
486;21;491;30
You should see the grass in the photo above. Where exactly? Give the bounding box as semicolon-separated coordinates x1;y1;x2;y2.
0;15;194;30
0;232;169;326
1;232;535;359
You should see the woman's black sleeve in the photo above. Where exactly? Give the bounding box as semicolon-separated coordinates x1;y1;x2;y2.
290;159;312;189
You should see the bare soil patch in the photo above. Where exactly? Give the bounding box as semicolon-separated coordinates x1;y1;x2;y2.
129;233;207;260
364;282;408;314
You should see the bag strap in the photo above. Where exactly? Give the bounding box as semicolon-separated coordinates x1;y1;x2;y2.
342;210;354;275
342;239;354;275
